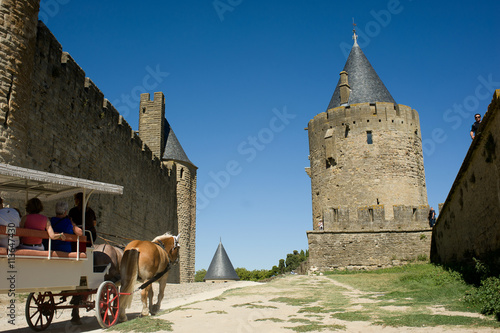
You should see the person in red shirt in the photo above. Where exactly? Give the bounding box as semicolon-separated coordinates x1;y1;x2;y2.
19;198;65;250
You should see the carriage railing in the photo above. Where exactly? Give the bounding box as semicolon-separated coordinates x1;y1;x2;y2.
0;225;87;260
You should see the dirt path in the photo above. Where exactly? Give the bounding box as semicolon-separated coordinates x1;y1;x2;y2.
0;275;497;333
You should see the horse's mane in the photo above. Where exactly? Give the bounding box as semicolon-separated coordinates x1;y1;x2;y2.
152;232;174;243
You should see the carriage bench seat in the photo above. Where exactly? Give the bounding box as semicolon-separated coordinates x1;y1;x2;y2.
0;225;87;259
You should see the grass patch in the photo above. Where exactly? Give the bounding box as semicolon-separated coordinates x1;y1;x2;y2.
327;263;471;312
374;313;499;327
232;302;277;309
270;297;316;306
288;318;316;324
255;317;284;322
113;317;173;332
298;306;332;313
285;323;345;332
323;263;500;328
206;310;227;314
330;311;372;321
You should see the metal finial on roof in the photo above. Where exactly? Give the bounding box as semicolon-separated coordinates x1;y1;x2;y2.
352;18;358;46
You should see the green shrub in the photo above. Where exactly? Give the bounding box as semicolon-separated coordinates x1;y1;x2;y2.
194;269;206;282
464;276;500;320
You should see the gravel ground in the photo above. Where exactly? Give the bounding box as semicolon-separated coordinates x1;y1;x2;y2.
0;281;259;333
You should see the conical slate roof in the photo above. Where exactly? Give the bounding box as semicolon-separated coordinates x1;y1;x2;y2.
162;121;194;166
204;241;240;281
327;39;396;109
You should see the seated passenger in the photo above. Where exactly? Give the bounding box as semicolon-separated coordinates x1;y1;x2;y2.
19;198;65;251
0;197;21;248
50;201;82;252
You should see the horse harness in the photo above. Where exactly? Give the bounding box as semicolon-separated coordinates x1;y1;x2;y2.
135;239;180;292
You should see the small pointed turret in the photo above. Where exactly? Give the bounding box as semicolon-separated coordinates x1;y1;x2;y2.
204;241;240;282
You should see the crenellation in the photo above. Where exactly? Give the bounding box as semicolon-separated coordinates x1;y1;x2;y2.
142;144;153;160
131;132;143;149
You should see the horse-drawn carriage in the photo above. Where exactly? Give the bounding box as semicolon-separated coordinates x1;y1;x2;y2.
0;163;124;330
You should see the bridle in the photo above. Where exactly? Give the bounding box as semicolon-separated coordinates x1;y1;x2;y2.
154;236;180;264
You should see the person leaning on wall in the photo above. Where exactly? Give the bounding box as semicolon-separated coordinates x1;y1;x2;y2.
470;113;482;140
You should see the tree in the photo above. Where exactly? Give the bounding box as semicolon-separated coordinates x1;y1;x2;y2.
278;259;285;274
194;269;206;282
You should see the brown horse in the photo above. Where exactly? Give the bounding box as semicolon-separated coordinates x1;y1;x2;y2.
118;233;180;322
94;243;124;283
71;244;124;323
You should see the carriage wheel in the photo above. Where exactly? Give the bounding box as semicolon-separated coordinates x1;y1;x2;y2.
96;281;120;328
25;292;55;331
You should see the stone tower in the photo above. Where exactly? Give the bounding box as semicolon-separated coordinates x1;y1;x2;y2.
139;92;197;282
306;32;430;271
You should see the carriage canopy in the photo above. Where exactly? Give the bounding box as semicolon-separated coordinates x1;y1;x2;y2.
0;163;123;200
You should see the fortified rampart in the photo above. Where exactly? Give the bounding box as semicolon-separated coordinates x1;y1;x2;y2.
0;0;196;282
319;204;430;231
307;204;431;271
431;90;500;271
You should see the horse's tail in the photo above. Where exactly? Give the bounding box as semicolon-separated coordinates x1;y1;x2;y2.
119;248;140;310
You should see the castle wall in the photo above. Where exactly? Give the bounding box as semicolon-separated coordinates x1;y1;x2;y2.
431;90;500;270
0;0;40;161
308;229;432;271
0;5;196;282
308;102;428;225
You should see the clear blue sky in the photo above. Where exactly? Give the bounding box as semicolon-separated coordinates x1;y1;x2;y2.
42;0;500;271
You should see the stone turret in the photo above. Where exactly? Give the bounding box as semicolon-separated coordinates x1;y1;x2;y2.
139;92;197;282
306;31;430;271
139;92;166;159
308;33;427;227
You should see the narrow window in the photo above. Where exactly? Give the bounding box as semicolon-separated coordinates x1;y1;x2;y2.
367;131;373;144
333;208;338;222
368;208;374;222
180;168;184;179
412;208;417;221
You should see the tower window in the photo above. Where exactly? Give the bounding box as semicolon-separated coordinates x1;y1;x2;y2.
368;208;374;222
367;131;373;144
142;107;146;113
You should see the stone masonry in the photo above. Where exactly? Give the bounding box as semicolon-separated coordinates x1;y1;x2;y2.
431;90;500;271
0;0;196;282
306;34;431;271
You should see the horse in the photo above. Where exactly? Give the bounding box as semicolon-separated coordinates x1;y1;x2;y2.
118;232;180;322
71;243;124;324
94;243;124;284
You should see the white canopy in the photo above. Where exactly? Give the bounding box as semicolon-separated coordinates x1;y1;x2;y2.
0;163;123;201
